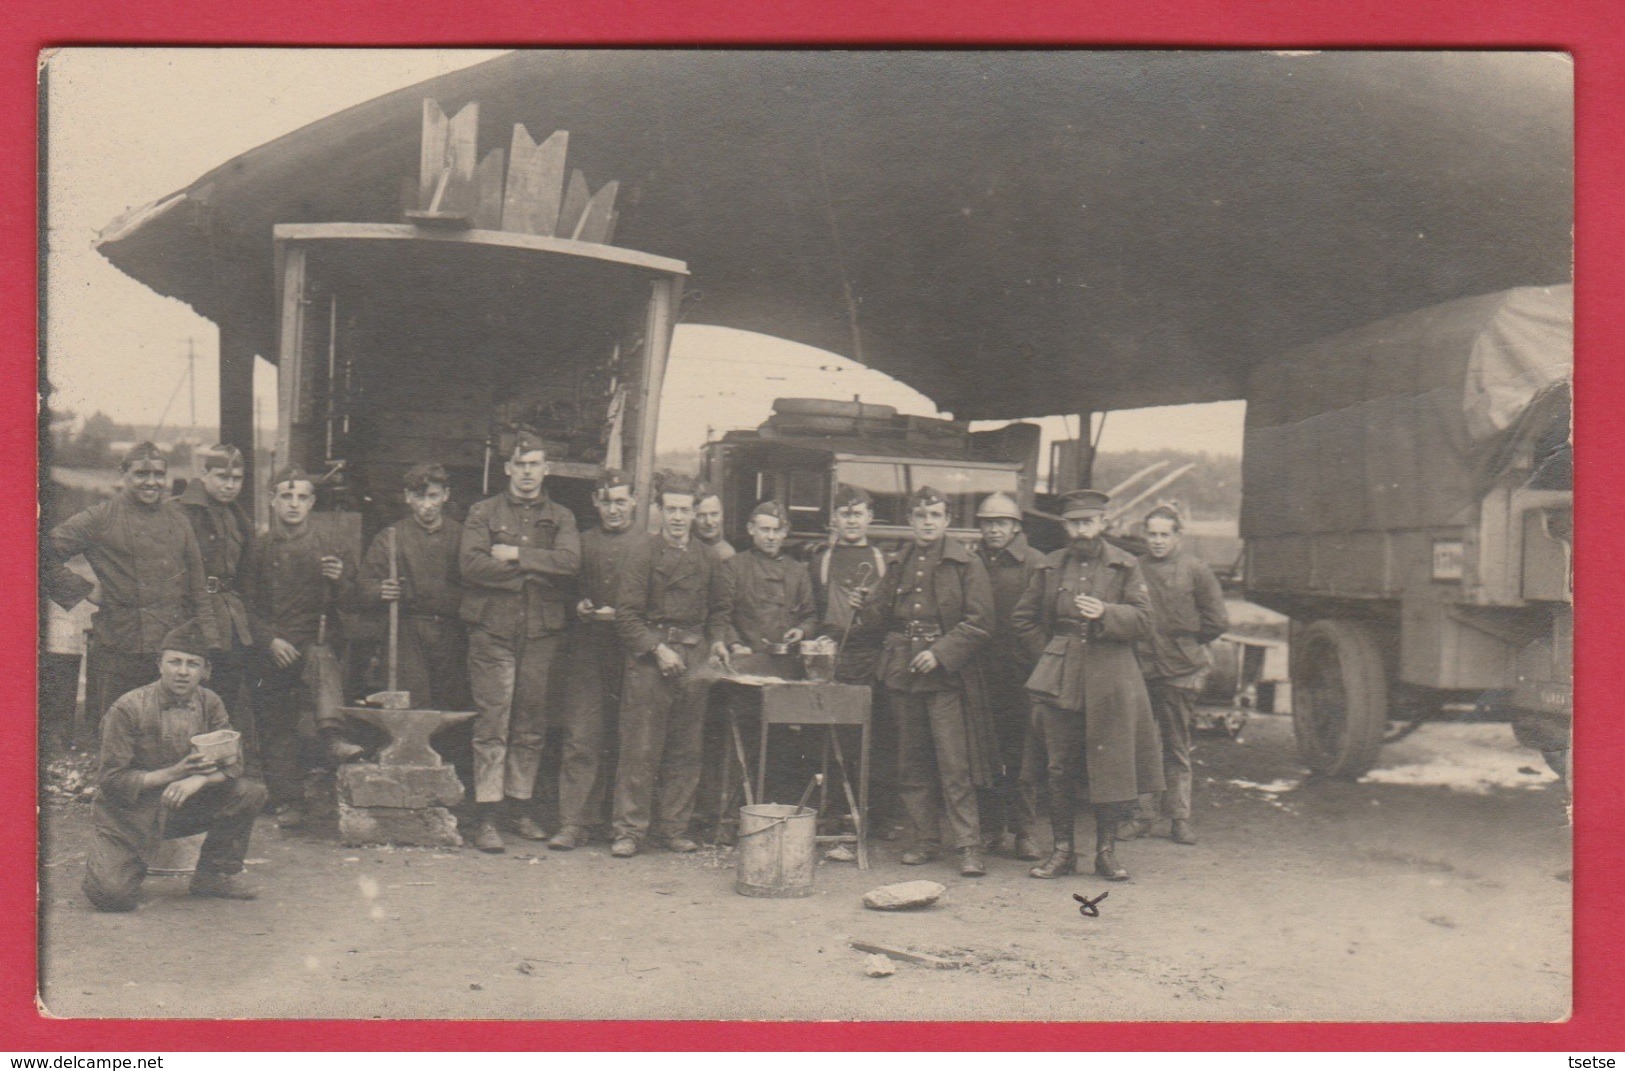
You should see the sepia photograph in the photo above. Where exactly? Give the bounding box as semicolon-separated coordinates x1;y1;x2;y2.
38;48;1573;1022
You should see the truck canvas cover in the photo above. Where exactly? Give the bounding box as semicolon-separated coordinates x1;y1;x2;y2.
1241;284;1572;537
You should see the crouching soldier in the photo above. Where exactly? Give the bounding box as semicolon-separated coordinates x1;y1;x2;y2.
83;619;267;911
611;473;731;857
241;466;359;830
848;486;998;877
1012;489;1163;882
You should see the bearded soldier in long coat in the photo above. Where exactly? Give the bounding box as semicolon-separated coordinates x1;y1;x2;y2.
1012;488;1164;882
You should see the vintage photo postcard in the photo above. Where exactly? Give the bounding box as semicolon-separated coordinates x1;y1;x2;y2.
38;48;1573;1021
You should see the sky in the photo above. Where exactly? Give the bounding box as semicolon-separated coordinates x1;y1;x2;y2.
43;48;1245;462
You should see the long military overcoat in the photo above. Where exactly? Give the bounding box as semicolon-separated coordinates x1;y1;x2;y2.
1010;541;1165;804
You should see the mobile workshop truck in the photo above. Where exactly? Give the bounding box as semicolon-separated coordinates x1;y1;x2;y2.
1241;285;1573;779
700;398;1045;554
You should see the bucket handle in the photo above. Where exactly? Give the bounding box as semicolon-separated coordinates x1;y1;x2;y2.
736;814;806;838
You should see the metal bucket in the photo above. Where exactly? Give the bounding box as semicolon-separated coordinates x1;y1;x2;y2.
735;803;816;898
147;832;206;877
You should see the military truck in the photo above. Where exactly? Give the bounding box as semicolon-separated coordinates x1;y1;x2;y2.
699;399;1046;554
1241;285;1573;778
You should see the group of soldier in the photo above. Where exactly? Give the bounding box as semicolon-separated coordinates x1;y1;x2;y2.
46;432;1228;913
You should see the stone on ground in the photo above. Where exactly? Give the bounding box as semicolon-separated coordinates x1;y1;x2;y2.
863;954;896;977
861;880;946;910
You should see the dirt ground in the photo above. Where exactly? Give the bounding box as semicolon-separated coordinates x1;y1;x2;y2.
38;712;1570;1022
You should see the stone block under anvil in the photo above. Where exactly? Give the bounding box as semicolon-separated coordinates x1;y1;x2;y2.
336;706;477;847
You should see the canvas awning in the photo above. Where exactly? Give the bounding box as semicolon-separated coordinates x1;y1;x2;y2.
95;50;1573;421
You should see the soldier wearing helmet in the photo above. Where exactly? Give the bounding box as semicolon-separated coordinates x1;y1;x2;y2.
973;492;1047;861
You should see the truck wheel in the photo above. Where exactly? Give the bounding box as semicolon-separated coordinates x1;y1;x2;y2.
1291;619;1388;779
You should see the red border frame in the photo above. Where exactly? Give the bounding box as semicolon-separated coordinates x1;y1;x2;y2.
10;0;1621;1050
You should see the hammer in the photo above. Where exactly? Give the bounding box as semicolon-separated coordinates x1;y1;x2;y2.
364;526;411;709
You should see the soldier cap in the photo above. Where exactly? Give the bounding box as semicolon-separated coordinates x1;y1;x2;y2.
909;486;948;510
976;492;1022;521
158;618;212;660
120;441;166;471
197;444;244;472
594;468;635;496
267;464;315;492
403;461;451;493
832;484;873;510
1059;488;1111;519
508;430;547;460
748;500;789;525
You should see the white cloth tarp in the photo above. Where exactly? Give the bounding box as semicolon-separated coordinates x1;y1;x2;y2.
1240;285;1572;538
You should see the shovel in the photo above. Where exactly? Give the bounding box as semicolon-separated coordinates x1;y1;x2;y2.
363;527;412;709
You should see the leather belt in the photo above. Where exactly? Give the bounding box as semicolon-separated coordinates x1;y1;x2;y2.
889;624;943;642
205;576;234;595
1053;621;1092;639
652;624;703;646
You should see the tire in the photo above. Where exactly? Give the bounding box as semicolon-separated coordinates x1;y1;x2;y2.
1290;619;1389;779
772;398;897;421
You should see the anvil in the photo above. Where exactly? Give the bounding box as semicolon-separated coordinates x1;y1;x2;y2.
340;706;478;768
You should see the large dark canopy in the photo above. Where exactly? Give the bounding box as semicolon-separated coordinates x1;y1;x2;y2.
95;50;1572;420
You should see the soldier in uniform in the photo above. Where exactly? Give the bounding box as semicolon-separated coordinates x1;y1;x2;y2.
808;484;895;832
459;433;581;853
174;445;257;762
82;618;266;912
1125;504;1229;846
240;466;360;829
722;500;817;656
973;491;1047;861
1012;489;1164;882
357;462;472;775
46;442;220;740
549;470;639;851
693;489;736;561
849;486;998;877
611;472;731;858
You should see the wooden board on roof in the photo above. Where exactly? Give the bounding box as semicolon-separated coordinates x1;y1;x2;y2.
557;170;590;240
472;148;506;230
501;126;568;237
573;180;619;244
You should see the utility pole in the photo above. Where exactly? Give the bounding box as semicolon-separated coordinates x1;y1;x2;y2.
187;337;197;434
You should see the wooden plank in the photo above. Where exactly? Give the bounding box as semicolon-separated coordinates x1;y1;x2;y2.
272;222;691;277
472;148;506;231
572;180;619;244
603;208;619;246
440;102;481;217
556;169;590;240
418;100;449;207
849;941;968;970
501;127;569;236
274;245;308;472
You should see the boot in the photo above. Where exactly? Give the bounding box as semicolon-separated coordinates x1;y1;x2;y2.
959;846;987;877
470;804;505;853
1012;832;1044;862
507;806;552;845
611;836;639;858
1029;845;1077;879
321;728;364;764
899;846;938;866
1170;818;1197;845
548;826;586;851
1094;811;1129;881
